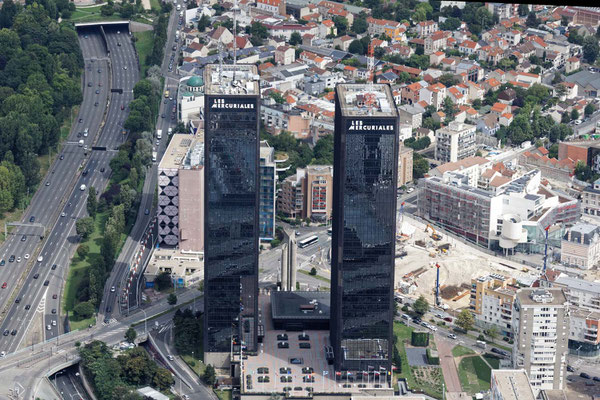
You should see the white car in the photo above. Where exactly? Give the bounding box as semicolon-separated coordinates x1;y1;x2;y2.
167;355;174;361
80;184;86;191
447;333;457;339
407;187;414;193
52;320;56;326
0;351;5;358
24;254;30;260
37;256;43;262
110;286;116;292
46;325;51;330
574;119;582;125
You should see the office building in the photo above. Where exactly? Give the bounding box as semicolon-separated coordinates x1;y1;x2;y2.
259;141;276;240
157;133;204;250
277;165;334;222
490;369;536;400
512;288;569;394
434;121;477;163
560;223;600;270
398;144;413;187
203;64;260;367
331;84;398;374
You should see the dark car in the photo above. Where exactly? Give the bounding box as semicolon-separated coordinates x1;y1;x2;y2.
298;334;310;341
82;170;88;177
8;255;15;263
51;309;56;314
21;235;26;242
78;118;83;123
97;69;101;73
11;330;17;336
33;274;39;279
25;305;30;310
106;306;111;313
60;155;64;160
100;167;105;173
299;343;311;349
29;216;35;223
15;298;20;303
581;373;591;379
95;89;100;94
277;334;288;341
567;365;575;372
277;342;289;349
51;264;57;270
144;209;150;215
593;377;600;382
103;317;110;324
290;358;302;364
43;280;49;286
2;330;8;336
0;260;4;266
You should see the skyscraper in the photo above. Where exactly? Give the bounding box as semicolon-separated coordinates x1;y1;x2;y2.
203;64;260;367
331;84;399;374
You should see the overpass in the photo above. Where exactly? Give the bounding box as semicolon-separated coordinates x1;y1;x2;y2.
74;21;130;28
0;289;202;400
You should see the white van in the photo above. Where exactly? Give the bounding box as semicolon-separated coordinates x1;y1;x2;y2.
401;314;412;322
476;340;487;349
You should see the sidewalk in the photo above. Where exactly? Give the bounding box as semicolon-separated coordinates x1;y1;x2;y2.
434;334;462;393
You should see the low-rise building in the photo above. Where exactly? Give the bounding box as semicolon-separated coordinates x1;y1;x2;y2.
398;104;423;129
582;177;600;216
275;45;295;65
490;370;536;400
561;223;600;269
177;75;204;125
144;248;203;288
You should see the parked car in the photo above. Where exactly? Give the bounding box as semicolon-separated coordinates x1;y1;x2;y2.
581;373;591;379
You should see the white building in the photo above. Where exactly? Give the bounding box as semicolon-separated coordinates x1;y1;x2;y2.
434;121;477;163
177;75;204;125
145;248;203;288
512;288;569;394
560;223;600;270
490;369;536;400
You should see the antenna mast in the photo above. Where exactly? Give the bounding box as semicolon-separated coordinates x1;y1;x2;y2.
232;0;239;79
367;41;375;90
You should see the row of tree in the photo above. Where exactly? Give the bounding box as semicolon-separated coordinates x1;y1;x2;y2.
0;0;83;213
79;341;174;400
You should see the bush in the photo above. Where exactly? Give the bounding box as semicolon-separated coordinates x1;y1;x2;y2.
77;244;90;259
270;239;281;248
477;334;485;341
309;267;317;275
411;331;429;347
401;305;409;312
73;301;95;320
426;348;440;365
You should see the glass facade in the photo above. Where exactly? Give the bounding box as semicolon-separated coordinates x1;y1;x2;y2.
259;162;276;240
204;95;259;355
331;112;398;372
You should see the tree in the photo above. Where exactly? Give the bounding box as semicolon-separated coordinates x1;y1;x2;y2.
571;109;579;121
526;12;539;28
413;295;429;315
455;309;475;332
125;327;137;343
561;112;570;124
413;153;430;179
333;16;348;35
583;36;600;64
197;14;210;32
77;244;89;259
152;368;174;391
87;186;97;218
552;72;563;85
486;325;498;341
351;14;368;34
585;103;595;117
73;301;95;319
348;39;364;55
309;267;317;275
76;217;94;239
549;143;559;159
167;293;178;305
155;271;172;291
203;364;216;386
249;22;268;46
289;31;302;46
312;134;333;164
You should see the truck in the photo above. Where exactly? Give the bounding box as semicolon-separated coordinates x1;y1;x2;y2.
156;129;162;140
152;152;157;162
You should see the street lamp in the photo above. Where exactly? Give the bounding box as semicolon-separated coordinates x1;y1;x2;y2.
141;308;148;336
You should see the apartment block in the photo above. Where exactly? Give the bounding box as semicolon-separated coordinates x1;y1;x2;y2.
157;133;204;250
582;178;600;216
434;121;477;163
398;145;413;187
398;104;423;129
277;165;333;222
259;141;277;240
560;223;600;270
470;274;519;337
490;369;536;400
512;288;569;394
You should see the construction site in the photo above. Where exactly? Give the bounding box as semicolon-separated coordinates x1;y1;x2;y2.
394;214;539;311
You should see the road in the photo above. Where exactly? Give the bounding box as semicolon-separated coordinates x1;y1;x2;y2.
51;365;89;400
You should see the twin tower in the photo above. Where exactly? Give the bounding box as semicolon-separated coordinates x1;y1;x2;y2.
203;64;400;374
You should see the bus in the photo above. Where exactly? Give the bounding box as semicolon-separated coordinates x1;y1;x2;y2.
298;235;319;248
164;90;169;98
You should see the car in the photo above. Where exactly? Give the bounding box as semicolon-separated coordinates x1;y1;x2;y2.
21;235;26;242
290;358;302;364
1;282;6;289
61;212;66;217
123;66;128;70
15;298;20;303
8;256;14;263
51;264;57;270
299;342;311;349
407;187;415;193
100;167;105;173
444;317;453;322
59;155;64;160
173;45;177;51
78;118;83;123
11;330;16;336
45;181;50;186
46;325;51;330
97;69;101;73
82;170;88;177
567;365;575;372
106;306;111;313
144;209;150;215
43;280;49;286
29;216;35;223
121;104;125;110
593;377;600;382
581;373;591;379
98;82;102;87
95;89;100;94
33;274;39;279
25;305;30;310
277;334;288;341
84;35;88;39
277;342;289;349
52;294;57;299
24;254;29;260
2;330;8;336
51;309;56;314
167;355;174;361
298;333;310;341
94;102;99;107
104;317;110;324
161;114;165;118
117;42;121;46
0;260;4;266
575;119;582;125
37;256;43;262
447;333;457;339
110;286;116;292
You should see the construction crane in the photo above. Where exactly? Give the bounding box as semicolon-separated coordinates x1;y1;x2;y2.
543;225;550;273
435;263;441;306
425;224;442;241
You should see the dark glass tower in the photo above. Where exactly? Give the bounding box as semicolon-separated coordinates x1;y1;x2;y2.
331;84;399;374
203;64;260;366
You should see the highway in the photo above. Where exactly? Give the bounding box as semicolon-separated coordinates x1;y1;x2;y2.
51;365;89;400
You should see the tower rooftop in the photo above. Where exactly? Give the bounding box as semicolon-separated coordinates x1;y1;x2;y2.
204;64;259;96
337;83;397;117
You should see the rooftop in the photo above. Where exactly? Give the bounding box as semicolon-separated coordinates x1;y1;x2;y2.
159;133;204;170
554;274;600;294
516;288;567;307
336;83;397;117
204;64;259;95
490;370;535;400
271;291;330;320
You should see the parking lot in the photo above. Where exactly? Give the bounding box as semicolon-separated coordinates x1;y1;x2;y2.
242;294;392;395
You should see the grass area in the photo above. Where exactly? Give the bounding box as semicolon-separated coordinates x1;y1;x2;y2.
457;355;492;395
149;0;161;12
69;316;96;331
67;6;125;23
393;322;443;399
63;210;108;313
482;353;501;369
298;269;331;283
452;345;475;357
214;390;232;400
181;354;205;377
134;30;154;77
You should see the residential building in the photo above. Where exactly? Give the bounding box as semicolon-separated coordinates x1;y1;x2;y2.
553;274;600;313
278;172;304;219
424;31;448;55
398;144;413;187
275;45;295;65
177;75;204;125
256;0;285;15
429;156;491;186
144;248;203;288
331;84;398;375
416;20;438;37
277;165;334;221
490;370;536;400
569;307;600;358
470;274;520;337
582;177;600;216
203;65;260;367
259;141;276;240
398;104;422;129
512;288;569;394
560;223;600;270
366;17;404;41
435;121;477;163
157;133;204;249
